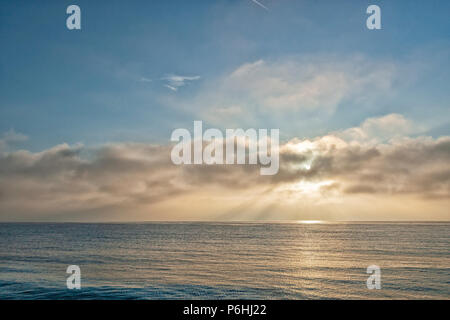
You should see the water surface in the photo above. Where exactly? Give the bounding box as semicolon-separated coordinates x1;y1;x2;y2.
0;222;448;299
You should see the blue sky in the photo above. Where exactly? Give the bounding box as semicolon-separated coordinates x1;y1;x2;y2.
1;0;449;151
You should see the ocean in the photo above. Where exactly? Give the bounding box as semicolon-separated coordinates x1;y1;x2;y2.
0;222;448;299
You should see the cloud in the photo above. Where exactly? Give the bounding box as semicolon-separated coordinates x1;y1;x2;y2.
278;135;450;199
0;142;183;219
170;55;398;127
162;74;201;91
164;84;178;92
335;113;423;144
0;130;28;152
0;115;448;221
226;57;395;111
251;0;269;11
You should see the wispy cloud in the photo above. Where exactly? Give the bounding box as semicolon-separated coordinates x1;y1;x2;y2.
251;0;269;11
164;84;178;92
0;129;27;152
162;74;201;91
167;55;399;129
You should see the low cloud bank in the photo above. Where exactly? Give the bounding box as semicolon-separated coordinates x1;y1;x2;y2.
0;114;448;221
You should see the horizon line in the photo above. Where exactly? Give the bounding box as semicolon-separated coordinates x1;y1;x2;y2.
1;220;449;224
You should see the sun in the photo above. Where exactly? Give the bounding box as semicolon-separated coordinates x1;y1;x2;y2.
284;180;336;194
297;220;323;224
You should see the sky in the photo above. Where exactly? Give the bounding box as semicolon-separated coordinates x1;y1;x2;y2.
0;0;449;221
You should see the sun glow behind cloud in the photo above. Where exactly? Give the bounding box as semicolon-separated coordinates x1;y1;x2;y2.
1;111;449;222
277;180;336;195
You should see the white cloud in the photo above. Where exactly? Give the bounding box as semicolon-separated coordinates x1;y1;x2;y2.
172;55;398;126
223;57;396;111
162;74;201;91
336;113;424;145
